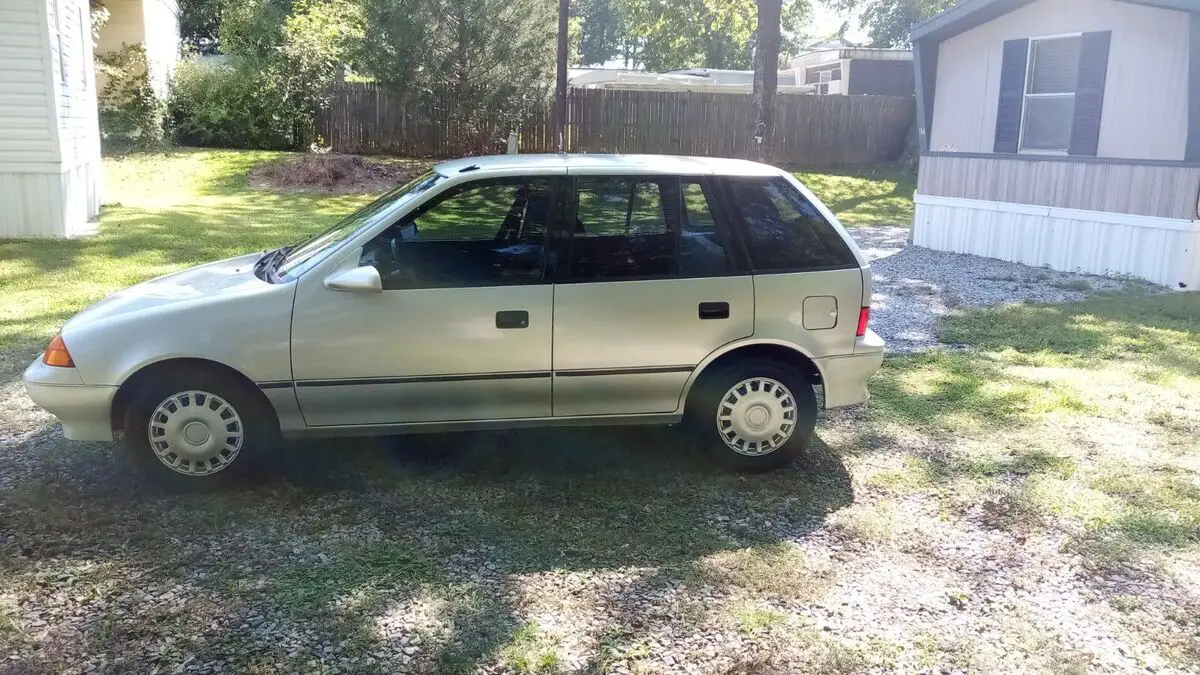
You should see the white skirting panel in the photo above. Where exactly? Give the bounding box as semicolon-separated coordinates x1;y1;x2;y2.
60;159;102;237
913;194;1200;290
0;159;101;238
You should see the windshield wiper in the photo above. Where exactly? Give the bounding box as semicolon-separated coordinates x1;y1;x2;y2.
255;246;291;282
273;234;314;267
256;234;314;278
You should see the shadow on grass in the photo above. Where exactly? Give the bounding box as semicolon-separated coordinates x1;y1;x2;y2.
867;351;1088;433
940;292;1200;377
0;423;853;673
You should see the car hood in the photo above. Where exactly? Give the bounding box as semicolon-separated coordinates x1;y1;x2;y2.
63;252;273;331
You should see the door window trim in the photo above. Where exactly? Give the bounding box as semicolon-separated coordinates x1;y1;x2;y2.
718;176;860;275
556;174;752;283
364;175;566;290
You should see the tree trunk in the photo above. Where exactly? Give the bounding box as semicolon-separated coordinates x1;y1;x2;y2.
752;0;781;163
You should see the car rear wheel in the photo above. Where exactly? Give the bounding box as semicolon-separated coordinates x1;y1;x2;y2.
121;369;278;488
686;358;817;471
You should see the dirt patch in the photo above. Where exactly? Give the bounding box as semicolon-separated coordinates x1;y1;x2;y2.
249;154;428;193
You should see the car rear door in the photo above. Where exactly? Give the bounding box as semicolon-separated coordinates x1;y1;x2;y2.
549;174;755;417
722;175;864;358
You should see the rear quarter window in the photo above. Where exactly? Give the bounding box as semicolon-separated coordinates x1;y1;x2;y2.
725;177;858;272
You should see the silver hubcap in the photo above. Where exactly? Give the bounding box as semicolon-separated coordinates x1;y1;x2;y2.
716;377;797;456
148;390;244;476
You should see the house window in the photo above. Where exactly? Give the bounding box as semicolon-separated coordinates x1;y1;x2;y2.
1020;35;1082;152
805;65;841;84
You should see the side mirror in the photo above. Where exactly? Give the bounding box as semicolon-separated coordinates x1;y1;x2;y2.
325;266;383;293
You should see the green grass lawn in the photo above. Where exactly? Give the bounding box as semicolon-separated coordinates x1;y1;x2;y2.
792;165;915;226
0;150;373;368
866;289;1200;574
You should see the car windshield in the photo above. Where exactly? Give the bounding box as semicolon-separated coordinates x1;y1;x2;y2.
275;171;446;281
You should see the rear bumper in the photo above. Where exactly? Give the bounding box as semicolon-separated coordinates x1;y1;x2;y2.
23;359;117;442
816;330;885;408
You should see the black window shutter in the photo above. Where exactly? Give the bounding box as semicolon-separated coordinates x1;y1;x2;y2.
994;38;1030;153
1069;31;1111;156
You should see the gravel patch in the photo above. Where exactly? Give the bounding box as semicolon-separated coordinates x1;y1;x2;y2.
847;226;1147;353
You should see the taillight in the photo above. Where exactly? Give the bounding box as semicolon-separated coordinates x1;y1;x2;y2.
856;307;870;337
43;335;75;368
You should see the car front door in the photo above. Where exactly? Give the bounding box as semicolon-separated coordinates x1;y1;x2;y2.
550;174;755;417
290;175;563;427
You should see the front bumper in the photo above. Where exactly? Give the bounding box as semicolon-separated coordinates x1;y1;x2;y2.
23;359;118;441
815;330;885;408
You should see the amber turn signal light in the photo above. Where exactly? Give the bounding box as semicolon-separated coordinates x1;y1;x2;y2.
43;335;74;368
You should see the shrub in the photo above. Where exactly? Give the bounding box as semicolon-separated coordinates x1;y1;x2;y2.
169;55;307;150
96;44;166;153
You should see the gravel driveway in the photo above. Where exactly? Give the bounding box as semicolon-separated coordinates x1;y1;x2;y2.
849;226;1136;353
1;231;1190;675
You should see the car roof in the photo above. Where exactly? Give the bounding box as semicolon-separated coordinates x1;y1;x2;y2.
433;153;782;177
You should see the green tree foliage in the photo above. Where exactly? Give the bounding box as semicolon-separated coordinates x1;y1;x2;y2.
621;0;810;72
281;0;366;115
96;45;167;153
825;0;955;47
356;0;556;150
778;0;812;61
627;0;755;70
218;0;296;58
572;0;635;66
179;0;221;52
171;57;297;148
171;0;363;149
350;0;430;93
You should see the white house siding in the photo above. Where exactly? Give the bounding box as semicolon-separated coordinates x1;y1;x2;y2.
142;0;180;96
929;0;1189;161
0;0;57;165
0;0;101;238
914;195;1200;289
96;0;180;97
50;0;101;170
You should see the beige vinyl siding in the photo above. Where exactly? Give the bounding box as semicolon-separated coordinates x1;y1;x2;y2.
0;0;56;165
929;0;1189;160
97;0;148;46
50;0;101;170
0;0;101;237
917;154;1200;220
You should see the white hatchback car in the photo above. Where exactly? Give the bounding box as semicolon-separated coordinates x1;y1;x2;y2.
24;154;884;485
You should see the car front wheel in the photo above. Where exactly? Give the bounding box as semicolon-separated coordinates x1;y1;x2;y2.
686;359;817;471
121;369;277;488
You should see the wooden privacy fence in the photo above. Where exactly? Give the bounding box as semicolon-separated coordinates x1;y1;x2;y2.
319;84;915;165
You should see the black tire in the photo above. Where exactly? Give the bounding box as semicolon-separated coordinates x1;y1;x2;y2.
120;367;279;490
685;358;817;472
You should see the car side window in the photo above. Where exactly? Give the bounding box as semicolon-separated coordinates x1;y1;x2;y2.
725;177;857;272
360;177;554;289
679;179;737;278
569;177;677;280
